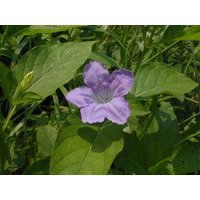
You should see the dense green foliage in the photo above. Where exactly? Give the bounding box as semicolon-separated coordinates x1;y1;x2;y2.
0;25;200;175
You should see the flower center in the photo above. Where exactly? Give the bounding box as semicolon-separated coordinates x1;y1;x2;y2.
95;88;113;104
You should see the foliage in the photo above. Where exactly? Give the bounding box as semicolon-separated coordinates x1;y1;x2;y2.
0;25;200;174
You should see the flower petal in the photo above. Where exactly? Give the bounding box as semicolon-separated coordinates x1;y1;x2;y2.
84;61;109;89
80;103;106;124
66;86;95;108
109;69;134;97
105;97;131;124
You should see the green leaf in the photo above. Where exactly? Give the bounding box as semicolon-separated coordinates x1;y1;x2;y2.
37;125;58;158
0;61;8;79
170;141;200;174
133;63;198;98
162;26;186;42
50;123;124;175
114;102;180;174
1;25;81;44
12;42;94;99
176;26;200;40
23;157;50;175
0;61;17;102
12;92;42;105
127;98;150;116
124;98;150;135
89;51;119;68
2;25;30;43
162;26;200;41
114;132;149;174
145;102;180;168
22;25;82;35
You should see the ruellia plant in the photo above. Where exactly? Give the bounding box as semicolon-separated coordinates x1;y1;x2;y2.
0;25;200;175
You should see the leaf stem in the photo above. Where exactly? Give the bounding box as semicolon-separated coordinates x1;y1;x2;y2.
59;86;73;112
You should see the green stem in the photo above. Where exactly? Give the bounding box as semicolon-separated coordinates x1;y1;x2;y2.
185;97;199;104
179;111;200;126
134;48;147;74
59;86;68;96
184;56;192;74
95;27;130;59
2;106;16;131
59;86;73;112
141;40;179;66
52;93;61;126
134;26;156;74
181;130;200;143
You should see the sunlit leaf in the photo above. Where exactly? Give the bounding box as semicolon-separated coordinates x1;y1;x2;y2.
89;51;119;68
12;42;95;99
1;25;81;44
50;123;124;175
133;63;198;98
176;26;200;40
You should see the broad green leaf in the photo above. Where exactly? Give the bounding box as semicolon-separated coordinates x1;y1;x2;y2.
176;26;200;40
22;25;82;35
12;42;94;99
124;98;150;135
144;102;180;170
50;123;124;175
0;61;8;78
162;26;200;41
0;61;17;102
1;25;29;44
89;51;119;68
162;26;185;42
127;98;150;116
133;63;198;98
1;25;81;44
169;141;200;174
114;102;180;174
37;125;58;158
12;92;42;105
23;157;50;175
113;132;148;175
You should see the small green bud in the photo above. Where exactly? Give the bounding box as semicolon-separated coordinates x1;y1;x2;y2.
21;71;34;89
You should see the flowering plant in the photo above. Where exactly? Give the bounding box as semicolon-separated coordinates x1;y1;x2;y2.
0;25;199;175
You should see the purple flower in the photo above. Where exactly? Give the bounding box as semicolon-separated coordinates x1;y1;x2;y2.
66;61;134;124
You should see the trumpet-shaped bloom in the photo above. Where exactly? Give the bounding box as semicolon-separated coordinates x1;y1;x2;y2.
66;61;134;124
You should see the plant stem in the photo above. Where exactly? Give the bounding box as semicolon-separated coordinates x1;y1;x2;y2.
2;105;16;131
141;40;179;66
179;111;200;126
52;93;61;126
